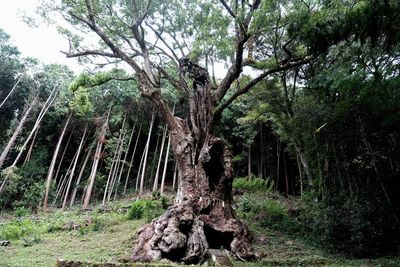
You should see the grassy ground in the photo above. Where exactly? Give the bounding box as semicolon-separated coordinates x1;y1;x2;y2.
0;207;143;267
1;194;399;267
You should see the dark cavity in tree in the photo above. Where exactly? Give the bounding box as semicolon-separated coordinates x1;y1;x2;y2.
204;225;234;250
203;143;225;192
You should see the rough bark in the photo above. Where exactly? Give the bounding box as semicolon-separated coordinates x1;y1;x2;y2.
172;163;177;190
132;59;257;263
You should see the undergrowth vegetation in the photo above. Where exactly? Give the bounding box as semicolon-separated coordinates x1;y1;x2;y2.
127;195;168;222
233;176;274;192
234;176;400;258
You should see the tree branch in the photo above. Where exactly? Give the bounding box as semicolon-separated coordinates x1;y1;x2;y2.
214;0;264;102
61;50;127;58
213;57;312;121
219;0;237;18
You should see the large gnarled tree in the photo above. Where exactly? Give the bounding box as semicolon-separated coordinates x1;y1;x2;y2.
40;0;310;263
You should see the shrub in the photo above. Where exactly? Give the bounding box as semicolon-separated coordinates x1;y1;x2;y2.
295;190;400;256
237;193;290;229
14;207;31;217
0;219;37;240
160;195;171;209
127;200;146;220
233;176;274;192
259;199;288;228
127;199;165;222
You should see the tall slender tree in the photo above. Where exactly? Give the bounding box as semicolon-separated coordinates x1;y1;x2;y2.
82;110;109;209
0;98;36;168
43;113;72;210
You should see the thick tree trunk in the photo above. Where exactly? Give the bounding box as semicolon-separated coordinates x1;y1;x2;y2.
132;129;256;263
132;60;257;263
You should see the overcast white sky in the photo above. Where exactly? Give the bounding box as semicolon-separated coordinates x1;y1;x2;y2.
0;0;83;72
0;1;233;78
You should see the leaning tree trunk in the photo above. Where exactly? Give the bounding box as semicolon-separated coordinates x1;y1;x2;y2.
0;99;35;169
132;60;257;263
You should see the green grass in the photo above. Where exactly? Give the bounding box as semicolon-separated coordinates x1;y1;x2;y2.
1;194;399;267
0;206;144;267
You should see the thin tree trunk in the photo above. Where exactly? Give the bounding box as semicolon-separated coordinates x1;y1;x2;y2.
52;174;67;207
24;125;40;164
0;98;36;169
62;124;88;210
276;138;281;190
43;113;72;210
149;129;161;185
247;145;252;179
53;150;78;208
108;115;127;201
102;141;118;206
153;124;167;192
295;144;313;188
12;86;58;166
160;132;171;195
284;155;289;195
70;145;92;208
114;121;136;199
53;133;73;186
59;150;79;207
107;131;124;202
82;111;109;209
0;74;24;110
103;118;126;204
123;121;142;194
260;123;265;179
135;145;146;192
296;152;303;195
139;110;155;195
54;144;80;208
